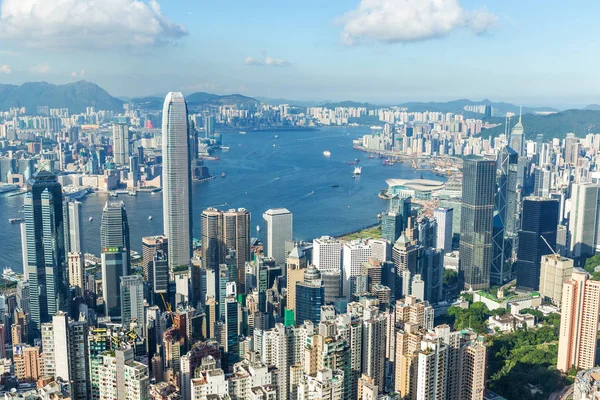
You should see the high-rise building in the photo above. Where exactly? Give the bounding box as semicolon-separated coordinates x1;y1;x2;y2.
557;269;600;372
64;199;83;254
460;158;496;290
382;211;403;244
112;121;130;165
312;236;342;273
569;182;599;258
263;208;293;265
97;346;149;400
120;275;144;332
298;368;345;400
539;254;574;306
509;113;525;157
13;345;41;383
361;312;387;392
23;170;67;336
515;197;559;292
101;201;130;318
392;234;420;300
201;208;251;293
434;208;453;253
67;252;84;296
162;92;193;273
342;240;372;297
224;283;240;368
223;208;251;293
142;235;168;283
295;266;324;324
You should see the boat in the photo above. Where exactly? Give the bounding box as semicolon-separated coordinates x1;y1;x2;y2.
323;150;331;157
355;158;360;162
310;190;315;195
272;144;276;148
221;172;226;178
296;139;299;142
221;146;230;151
368;154;374;159
274;135;279;139
128;191;137;196
215;155;220;160
353;166;362;175
148;216;153;221
370;125;383;130
256;225;261;232
331;184;339;188
239;131;247;135
8;218;23;224
109;191;118;197
63;186;91;200
89;217;93;222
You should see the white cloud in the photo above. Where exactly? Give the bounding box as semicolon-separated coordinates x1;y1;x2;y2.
71;69;85;78
0;64;11;74
337;0;498;45
0;0;188;49
31;63;52;74
245;56;290;67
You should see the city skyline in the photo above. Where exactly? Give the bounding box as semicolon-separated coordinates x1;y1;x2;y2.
0;1;599;107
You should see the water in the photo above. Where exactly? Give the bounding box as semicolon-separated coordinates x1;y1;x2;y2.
0;126;444;272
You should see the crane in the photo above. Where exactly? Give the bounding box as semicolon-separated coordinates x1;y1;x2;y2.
160;293;175;325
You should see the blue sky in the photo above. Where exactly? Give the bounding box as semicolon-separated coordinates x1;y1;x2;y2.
0;0;599;108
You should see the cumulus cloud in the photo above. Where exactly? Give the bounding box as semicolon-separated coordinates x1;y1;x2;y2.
31;63;52;74
71;69;85;78
0;0;188;49
337;0;498;45
245;56;290;67
0;64;11;74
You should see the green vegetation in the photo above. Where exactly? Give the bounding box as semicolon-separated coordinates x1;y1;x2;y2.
172;265;189;273
584;254;600;280
443;269;458;287
447;302;491;334
339;224;382;241
487;324;566;399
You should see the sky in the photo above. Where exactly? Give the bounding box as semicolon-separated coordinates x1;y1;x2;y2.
0;0;599;108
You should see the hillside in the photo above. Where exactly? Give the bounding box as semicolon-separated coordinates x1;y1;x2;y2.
130;92;261;110
480;109;600;140
0;81;124;113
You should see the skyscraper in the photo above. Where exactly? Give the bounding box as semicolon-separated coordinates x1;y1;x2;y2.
312;236;342;273
460;157;496;290
64;199;83;254
557;269;600;372
201;208;223;272
569;181;599;258
23;170;67;336
162;92;193;273
515;197;559;292
120;275;144;332
539;254;573;306
295;265;324;324
382;211;403;244
112;120;130;165
433;207;453;253
263;208;293;265
509;113;525;157
101;201;130;317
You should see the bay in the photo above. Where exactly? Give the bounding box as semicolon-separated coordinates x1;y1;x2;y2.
0;126;444;272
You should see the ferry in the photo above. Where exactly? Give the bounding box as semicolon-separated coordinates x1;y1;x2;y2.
239;131;247;135
63;186;91;200
89;217;93;222
148;216;153;221
128;191;137;196
274;135;279;139
353;166;362;175
323;150;331;157
370;125;383;130
8;218;23;224
221;146;230;151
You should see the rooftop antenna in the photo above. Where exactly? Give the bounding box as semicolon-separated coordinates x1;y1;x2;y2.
519;105;522;123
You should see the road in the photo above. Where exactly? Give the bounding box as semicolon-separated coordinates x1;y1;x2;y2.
549;385;573;400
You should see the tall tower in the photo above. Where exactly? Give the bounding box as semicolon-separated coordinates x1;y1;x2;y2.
569;182;599;258
515;197;559;292
23;170;67;336
162;92;192;272
509;110;525;157
460;157;495;291
223;208;251;293
64;200;83;254
112;120;130;165
101;201;130;318
263;208;293;265
433;207;453;253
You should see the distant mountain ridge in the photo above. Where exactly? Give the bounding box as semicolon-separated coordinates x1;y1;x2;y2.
130;92;261;110
0;81;124;114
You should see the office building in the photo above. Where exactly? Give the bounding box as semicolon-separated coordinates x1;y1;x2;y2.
382;211;403;244
223;208;251;293
557;269;600;372
295;265;325;324
201;208;223;272
121;275;144;332
112;121;130;165
64;199;83;254
362;312;387;392
515;197;559;292
67;252;84;296
342;240;372;297
312;236;342;273
539;254;574;306
101;201;130;318
434;207;453;253
509;113;525;157
392;234;420;300
460;158;496;290
162;92;193;273
142;235;168;283
23;170;67;336
569;182;599;258
224;283;240;368
263;208;293;265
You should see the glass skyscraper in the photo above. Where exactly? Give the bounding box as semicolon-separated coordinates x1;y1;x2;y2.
23;170;67;336
515;197;559;292
101;201;130;317
460;157;496;290
162;92;192;272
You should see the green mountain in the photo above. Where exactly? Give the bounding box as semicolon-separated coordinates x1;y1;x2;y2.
0;81;124;114
480;109;600;140
130;92;261;110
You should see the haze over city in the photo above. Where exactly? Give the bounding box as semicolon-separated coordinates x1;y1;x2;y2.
0;0;599;107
